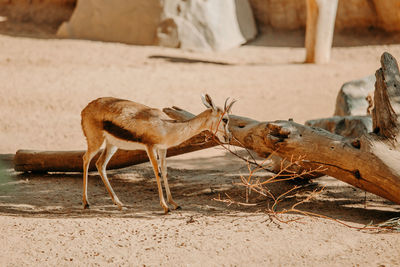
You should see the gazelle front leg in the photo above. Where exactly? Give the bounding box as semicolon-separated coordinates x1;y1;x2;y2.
158;149;180;210
146;146;169;214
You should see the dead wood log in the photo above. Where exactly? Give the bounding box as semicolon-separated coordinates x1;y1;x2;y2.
14;133;216;172
166;52;400;205
372;52;400;140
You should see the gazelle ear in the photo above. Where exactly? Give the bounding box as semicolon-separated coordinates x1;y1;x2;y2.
201;94;216;110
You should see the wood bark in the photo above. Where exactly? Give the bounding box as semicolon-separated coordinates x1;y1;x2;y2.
167;53;400;205
305;0;338;63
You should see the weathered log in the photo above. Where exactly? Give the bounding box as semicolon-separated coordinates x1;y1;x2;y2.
14;133;216;172
305;0;338;64
372;52;400;140
166;52;400;205
244;52;400;204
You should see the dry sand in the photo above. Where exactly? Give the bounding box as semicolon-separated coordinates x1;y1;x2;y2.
0;30;400;266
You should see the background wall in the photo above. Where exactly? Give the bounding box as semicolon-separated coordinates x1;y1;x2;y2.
249;0;400;32
0;0;399;36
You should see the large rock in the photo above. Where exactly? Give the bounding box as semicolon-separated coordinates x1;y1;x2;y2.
306;116;372;138
334;75;375;116
57;0;257;51
57;0;163;45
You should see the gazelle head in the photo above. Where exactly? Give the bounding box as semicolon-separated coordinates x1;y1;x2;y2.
201;94;236;144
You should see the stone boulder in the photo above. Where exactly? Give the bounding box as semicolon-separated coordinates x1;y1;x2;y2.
334;75;375;116
57;0;257;51
306;116;372;138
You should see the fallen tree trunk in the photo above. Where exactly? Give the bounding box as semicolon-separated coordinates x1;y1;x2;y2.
165;52;400;205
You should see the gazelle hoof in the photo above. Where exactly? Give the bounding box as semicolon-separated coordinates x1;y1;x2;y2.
115;202;123;211
175;206;182;210
163;207;170;214
83;203;90;209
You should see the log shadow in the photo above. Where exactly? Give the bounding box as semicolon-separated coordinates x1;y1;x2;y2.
263;176;400;225
0;154;399;226
0;156;253;219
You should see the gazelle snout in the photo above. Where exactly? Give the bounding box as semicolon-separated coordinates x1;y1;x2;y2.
219;131;232;144
215;117;232;144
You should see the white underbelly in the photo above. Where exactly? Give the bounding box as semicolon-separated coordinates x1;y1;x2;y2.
103;132;168;150
104;132;147;150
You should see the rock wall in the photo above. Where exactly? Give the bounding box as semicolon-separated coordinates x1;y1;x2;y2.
248;0;307;30
56;0;257;51
248;0;400;32
57;0;163;45
0;0;75;26
374;0;400;32
1;0;399;40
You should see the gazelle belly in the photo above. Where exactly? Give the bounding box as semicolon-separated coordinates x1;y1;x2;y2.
104;132;147;151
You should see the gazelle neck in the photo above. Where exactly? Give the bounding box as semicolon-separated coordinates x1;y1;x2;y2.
166;109;214;146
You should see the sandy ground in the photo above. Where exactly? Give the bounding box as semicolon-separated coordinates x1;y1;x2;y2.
0;28;400;266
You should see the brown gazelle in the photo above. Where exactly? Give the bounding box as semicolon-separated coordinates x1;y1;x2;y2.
81;94;235;213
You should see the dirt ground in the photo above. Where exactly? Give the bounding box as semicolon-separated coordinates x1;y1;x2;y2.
0;23;400;266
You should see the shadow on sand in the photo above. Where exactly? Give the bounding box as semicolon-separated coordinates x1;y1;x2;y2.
1;152;399;227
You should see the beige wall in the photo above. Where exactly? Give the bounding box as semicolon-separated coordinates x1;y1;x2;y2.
1;0;399;32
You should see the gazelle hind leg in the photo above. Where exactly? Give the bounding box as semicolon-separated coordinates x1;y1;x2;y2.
146;146;169;214
158;149;180;210
82;137;104;209
95;142;123;210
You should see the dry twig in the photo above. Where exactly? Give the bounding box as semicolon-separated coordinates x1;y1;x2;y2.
212;136;398;232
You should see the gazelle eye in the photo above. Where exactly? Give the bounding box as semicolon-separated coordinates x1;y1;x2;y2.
222;118;228;124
